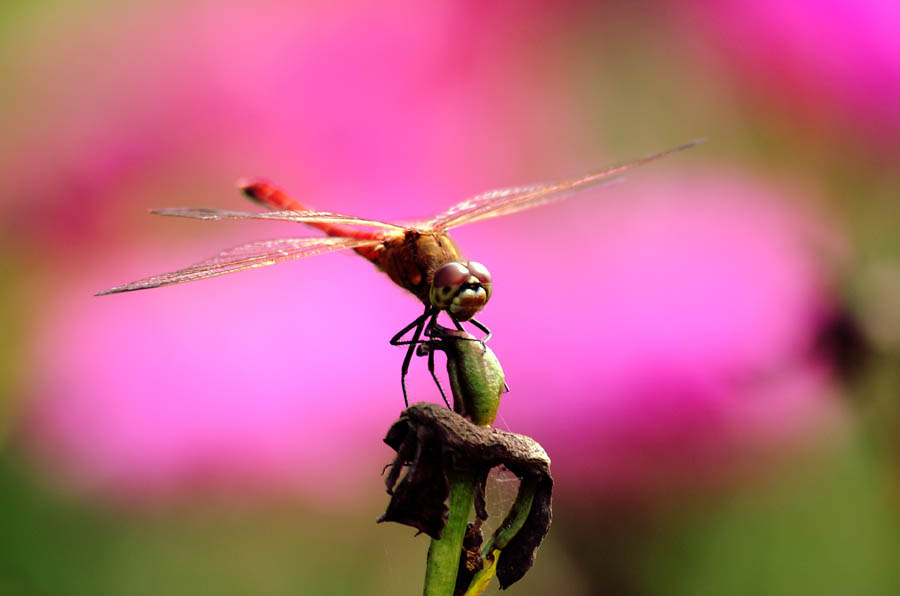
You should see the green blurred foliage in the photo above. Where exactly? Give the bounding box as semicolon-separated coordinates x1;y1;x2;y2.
0;454;422;596
641;435;900;596
0;454;587;596
0;256;28;443
5;431;899;596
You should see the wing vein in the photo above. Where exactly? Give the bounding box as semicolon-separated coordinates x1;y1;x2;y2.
151;207;406;231
424;139;704;230
97;236;378;295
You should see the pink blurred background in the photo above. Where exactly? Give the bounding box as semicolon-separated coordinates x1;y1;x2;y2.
2;1;899;595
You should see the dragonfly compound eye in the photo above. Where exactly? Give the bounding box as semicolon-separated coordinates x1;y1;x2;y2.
430;262;491;321
466;261;493;303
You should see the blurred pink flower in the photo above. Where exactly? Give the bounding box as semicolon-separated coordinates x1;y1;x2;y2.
1;1;583;247
682;0;900;151
488;171;845;502
25;244;413;502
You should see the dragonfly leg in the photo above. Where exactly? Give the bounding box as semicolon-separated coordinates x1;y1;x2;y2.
390;306;438;406
423;309;443;338
447;316;492;354
468;317;492;343
448;316;491;343
447;316;490;341
399;325;423;408
424;343;451;409
465;318;507;391
469;317;492;355
390;307;437;347
414;336;452;409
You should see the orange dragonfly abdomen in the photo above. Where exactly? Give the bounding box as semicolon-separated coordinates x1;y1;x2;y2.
240;177;388;263
239;178;464;307
240;178;381;242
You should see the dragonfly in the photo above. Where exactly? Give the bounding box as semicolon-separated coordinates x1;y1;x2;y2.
98;139;703;404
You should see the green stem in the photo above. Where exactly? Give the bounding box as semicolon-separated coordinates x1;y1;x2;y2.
460;476;539;596
423;470;477;596
481;475;538;555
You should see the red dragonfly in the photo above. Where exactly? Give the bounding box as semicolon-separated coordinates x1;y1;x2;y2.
98;140;702;403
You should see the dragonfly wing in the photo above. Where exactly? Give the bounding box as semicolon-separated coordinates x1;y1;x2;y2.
425;139;704;230
96;236;378;295
152;207;407;231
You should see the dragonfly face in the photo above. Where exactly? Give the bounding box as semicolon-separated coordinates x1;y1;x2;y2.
429;261;492;322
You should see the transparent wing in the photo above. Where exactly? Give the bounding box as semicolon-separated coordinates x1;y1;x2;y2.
423;139;704;231
152;207;407;231
96;236;378;295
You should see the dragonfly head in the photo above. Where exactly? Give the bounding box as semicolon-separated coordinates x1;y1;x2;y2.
429;261;492;321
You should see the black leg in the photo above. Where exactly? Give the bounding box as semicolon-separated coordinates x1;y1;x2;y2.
423;309;441;338
443;316;491;354
390;306;438;406
446;316;491;344
468;317;492;343
399;324;423;408
424;343;451;409
390;306;434;346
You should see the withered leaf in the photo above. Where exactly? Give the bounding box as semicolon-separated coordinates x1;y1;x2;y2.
379;402;553;589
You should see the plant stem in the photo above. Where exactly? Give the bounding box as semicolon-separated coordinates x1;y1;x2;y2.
423;469;477;596
481;475;538;555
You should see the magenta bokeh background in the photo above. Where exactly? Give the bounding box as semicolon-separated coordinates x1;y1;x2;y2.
2;0;871;504
683;0;900;152
23;169;841;502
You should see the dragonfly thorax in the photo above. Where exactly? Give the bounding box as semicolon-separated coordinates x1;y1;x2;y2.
429;261;492;322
